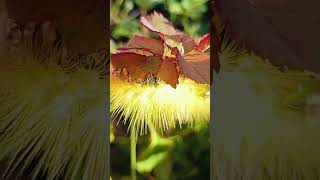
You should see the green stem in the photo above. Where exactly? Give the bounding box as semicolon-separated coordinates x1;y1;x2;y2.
130;133;137;180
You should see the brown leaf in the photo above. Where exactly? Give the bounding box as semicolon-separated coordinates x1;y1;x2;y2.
111;52;161;80
157;57;179;88
215;0;320;72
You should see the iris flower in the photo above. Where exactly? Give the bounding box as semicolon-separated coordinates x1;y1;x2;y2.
110;12;217;136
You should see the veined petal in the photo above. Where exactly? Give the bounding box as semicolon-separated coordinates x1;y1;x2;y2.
117;47;155;56
140;11;198;55
157;57;179;88
177;49;210;84
111;52;161;80
125;35;164;55
140;11;180;38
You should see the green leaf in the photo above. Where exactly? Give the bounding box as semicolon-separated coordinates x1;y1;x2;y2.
136;132;173;173
136;149;168;173
112;19;139;39
134;0;164;10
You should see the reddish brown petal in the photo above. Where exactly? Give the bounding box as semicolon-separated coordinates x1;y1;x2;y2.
139;11;179;37
177;50;210;84
111;53;161;80
126;35;164;55
160;34;197;54
142;56;163;74
117;47;155;56
197;33;210;52
157;57;179;88
181;35;197;54
140;11;199;54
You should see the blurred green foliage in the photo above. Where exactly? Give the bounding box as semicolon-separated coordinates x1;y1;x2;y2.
110;0;210;53
110;0;210;179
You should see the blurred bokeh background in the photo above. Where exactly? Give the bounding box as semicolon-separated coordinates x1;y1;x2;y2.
110;0;210;179
110;0;210;52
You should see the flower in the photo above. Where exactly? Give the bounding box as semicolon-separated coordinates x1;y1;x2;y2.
110;12;213;135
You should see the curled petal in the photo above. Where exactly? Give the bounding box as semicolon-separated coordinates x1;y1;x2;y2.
197;33;210;52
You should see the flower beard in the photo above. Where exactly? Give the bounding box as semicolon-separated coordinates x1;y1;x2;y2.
110;76;210;136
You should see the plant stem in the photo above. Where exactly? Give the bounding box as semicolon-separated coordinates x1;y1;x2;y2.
131;133;137;180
